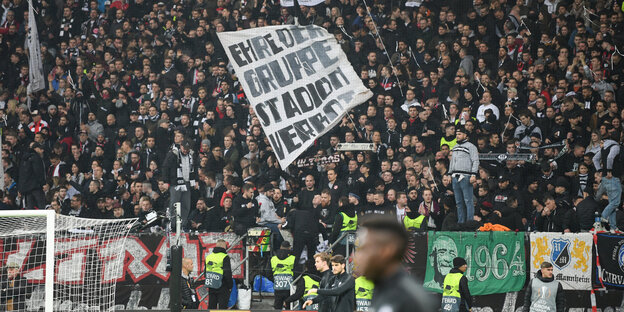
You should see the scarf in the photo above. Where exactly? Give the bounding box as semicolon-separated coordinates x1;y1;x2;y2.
149;114;160;122
180;154;191;182
418;201;437;229
578;173;588;197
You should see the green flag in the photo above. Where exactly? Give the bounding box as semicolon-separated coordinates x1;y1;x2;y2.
423;231;525;295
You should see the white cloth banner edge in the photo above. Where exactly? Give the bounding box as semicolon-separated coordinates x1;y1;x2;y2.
280;0;325;7
217;25;372;169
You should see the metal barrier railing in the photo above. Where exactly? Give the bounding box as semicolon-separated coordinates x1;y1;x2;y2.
193;233;248;284
325;231;355;273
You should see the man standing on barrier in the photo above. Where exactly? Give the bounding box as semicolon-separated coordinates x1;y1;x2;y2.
355;216;434;312
204;239;232;309
449;126;479;224
441;257;472;312
282;195;323;266
523;262;564;312
270;241;295;310
163;139;197;228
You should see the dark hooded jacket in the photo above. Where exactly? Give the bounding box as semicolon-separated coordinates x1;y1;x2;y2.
313;270;354;312
17;149;46;193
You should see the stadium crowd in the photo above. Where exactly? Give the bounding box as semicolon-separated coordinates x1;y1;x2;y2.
0;0;623;240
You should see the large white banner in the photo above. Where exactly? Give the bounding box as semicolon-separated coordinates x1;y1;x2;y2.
280;0;325;7
27;0;45;93
529;232;592;290
218;25;372;168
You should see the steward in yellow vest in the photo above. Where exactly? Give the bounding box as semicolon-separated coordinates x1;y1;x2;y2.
331;201;358;256
284;273;321;311
271;241;296;309
355;276;375;311
440;123;458;150
442;257;471;312
204;239;232;309
403;207;427;231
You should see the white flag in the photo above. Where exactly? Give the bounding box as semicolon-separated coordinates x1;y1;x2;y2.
27;0;45;94
218;25;372;169
280;0;325;7
405;0;424;7
529;232;592;290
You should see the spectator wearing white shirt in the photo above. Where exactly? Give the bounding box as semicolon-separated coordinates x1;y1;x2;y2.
476;91;500;123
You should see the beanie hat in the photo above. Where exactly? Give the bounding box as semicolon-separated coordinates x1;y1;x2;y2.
453;257;467;268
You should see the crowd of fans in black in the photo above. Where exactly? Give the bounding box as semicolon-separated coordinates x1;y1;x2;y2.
0;0;623;238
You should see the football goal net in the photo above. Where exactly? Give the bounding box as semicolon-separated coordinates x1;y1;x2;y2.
0;210;137;311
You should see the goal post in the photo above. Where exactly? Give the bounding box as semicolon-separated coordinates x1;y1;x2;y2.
0;210;137;311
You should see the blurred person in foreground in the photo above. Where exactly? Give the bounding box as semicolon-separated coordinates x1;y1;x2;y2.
355;215;434;311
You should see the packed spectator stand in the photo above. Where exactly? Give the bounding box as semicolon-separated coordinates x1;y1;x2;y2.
1;0;623;243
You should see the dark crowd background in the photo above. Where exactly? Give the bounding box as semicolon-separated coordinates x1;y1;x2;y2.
0;0;623;238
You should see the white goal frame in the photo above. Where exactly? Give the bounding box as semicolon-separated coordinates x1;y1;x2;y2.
0;210;55;311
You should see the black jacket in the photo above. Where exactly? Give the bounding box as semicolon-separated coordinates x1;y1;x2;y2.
17;150;46;193
314;269;335;312
187;209;207;231
296;188;320;210
370;268;435;312
231;195;258;235
181;274;199;309
162;147;198;186
283;208;322;237
0;275;28;311
535;205;579;232
313;271;354;312
204;206;228;232
523;270;565;312
576;197;599;231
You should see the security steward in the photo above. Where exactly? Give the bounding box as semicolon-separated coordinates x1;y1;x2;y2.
442;257;472;312
270;241;296;309
331;197;358;256
204;239;232;309
403;206;427;231
284;266;321;310
354;275;375;311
